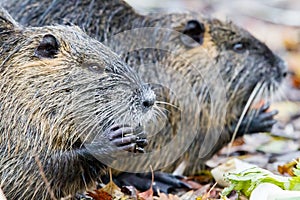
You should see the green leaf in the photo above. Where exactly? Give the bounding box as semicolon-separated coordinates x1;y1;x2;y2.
222;167;300;198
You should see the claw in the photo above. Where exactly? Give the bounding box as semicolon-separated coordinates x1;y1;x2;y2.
259;110;278;121
106;124;147;153
111;135;137;146
234;104;278;136
136;138;148;147
109;127;134;140
260;102;271;112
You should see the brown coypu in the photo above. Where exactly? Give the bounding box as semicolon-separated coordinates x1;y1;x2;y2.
2;0;288;193
0;8;158;200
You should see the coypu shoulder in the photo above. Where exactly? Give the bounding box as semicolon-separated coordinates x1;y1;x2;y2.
0;7;156;199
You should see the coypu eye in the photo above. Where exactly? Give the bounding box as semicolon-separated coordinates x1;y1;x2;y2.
83;63;105;73
181;20;205;47
232;42;247;53
34;34;59;58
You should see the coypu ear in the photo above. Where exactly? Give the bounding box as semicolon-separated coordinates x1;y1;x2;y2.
181;20;205;47
34;34;60;58
0;7;20;34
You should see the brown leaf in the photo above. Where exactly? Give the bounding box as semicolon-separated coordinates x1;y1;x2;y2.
88;190;113;200
278;159;299;176
185;170;213;189
180;184;213;200
201;182;217;200
138;187;154;200
88;169;124;200
155;192;180;200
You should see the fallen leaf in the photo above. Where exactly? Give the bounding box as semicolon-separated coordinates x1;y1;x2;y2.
211;158;257;187
201;182;217;200
257;139;299;154
179;190;195;200
250;183;300;200
155;192;180;200
88;169;125;200
278;159;300;176
88;190;112;200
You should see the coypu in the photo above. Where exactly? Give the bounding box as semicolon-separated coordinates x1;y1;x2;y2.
2;0;287;193
0;8;158;199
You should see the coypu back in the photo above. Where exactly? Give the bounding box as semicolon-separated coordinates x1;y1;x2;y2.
2;0;288;174
0;7;158;199
1;0;149;41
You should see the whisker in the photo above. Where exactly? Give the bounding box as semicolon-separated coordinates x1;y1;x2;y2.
227;81;264;156
155;101;180;111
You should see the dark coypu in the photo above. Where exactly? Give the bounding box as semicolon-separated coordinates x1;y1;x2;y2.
0;8;158;199
2;0;288;193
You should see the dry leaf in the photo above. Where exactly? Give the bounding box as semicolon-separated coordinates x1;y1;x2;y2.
278;159;299;176
155;192;180;200
88;169;124;200
138;187;154;200
257;139;299;154
88;190;113;200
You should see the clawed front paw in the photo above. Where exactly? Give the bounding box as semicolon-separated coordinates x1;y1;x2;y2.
107;124;148;153
253;102;278;132
237;102;278;135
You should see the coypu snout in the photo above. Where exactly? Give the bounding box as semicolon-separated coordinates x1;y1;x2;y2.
141;85;156;111
274;56;288;82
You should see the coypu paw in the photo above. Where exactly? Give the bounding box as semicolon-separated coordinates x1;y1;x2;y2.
235;102;278;136
111;172;191;195
108;124;148;153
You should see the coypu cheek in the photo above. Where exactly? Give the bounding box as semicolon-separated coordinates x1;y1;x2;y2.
34;34;59;59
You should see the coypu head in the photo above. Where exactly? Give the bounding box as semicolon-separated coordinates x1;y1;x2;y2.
158;13;287;118
0;8;156;151
206;18;287;98
193;19;286;118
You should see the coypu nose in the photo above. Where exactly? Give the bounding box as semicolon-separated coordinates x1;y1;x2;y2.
282;71;288;77
140;84;156;110
274;58;288;81
142;98;155;108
